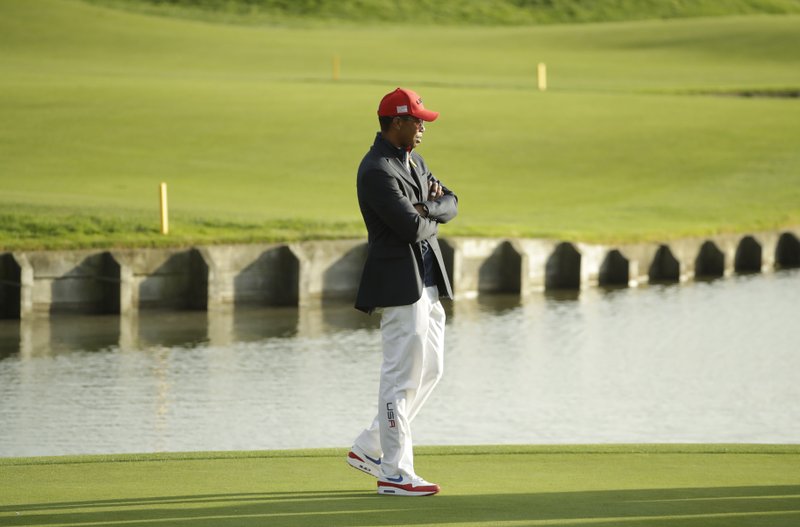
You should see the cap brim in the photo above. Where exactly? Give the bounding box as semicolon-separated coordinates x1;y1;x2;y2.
413;109;439;122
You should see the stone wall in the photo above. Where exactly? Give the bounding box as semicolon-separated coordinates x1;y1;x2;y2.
1;228;798;318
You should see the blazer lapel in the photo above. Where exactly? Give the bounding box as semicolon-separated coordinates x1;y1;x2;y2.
409;160;426;200
373;134;423;200
391;157;423;201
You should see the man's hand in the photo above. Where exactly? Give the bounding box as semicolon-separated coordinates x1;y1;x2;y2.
414;203;429;217
428;180;444;200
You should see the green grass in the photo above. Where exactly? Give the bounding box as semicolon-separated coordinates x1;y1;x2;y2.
1;445;799;526
0;205;363;250
90;0;800;26
1;0;800;249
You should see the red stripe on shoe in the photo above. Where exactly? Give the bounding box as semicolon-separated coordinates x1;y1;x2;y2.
378;481;440;493
348;451;364;462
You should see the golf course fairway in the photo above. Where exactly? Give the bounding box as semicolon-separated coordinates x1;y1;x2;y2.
1;445;798;526
1;0;800;248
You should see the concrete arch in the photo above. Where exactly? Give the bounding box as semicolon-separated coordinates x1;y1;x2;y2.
545;242;581;290
648;245;680;283
321;243;367;303
0;253;22;319
97;252;123;314
478;241;522;294
695;241;725;279
598;249;629;287
734;236;762;274
137;249;208;310
775;232;800;269
33;251;126;315
234;246;300;306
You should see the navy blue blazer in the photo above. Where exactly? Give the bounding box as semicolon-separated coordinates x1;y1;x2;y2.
355;133;458;313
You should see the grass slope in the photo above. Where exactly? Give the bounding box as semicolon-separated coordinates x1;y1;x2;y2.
91;0;800;26
1;0;799;248
1;445;799;527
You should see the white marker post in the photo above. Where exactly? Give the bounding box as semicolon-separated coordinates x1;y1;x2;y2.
159;182;169;235
537;62;547;92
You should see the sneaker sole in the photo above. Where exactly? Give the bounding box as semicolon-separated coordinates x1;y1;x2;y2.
347;451;379;477
377;483;439;497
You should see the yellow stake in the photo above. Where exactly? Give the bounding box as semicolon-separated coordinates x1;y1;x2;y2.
333;54;341;81
537;62;547;92
159;182;169;235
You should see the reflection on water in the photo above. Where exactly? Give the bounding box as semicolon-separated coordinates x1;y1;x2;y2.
0;270;798;457
0;304;381;358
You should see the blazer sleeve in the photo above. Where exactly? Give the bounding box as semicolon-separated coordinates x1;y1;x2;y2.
360;168;439;243
422;176;458;224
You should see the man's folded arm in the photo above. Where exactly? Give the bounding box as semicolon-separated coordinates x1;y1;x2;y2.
421;182;458;224
361;169;439;243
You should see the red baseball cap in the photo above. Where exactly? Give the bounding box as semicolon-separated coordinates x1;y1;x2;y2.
377;88;439;122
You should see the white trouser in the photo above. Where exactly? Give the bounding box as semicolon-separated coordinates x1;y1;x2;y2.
353;286;446;478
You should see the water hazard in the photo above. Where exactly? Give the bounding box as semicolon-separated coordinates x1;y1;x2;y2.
1;270;798;457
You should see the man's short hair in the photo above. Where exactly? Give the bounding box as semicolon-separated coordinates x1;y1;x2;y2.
379;115;395;133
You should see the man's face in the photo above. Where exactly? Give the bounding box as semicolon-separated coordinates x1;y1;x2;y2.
395;116;426;150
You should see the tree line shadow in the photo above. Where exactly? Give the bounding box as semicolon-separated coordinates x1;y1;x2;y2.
2;485;799;527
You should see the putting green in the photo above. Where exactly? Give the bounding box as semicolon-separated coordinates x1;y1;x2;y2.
1;445;799;526
1;1;800;248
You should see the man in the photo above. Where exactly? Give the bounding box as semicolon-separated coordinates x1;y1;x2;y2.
347;87;458;496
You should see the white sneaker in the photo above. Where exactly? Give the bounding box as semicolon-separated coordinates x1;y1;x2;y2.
346;445;382;478
377;474;440;496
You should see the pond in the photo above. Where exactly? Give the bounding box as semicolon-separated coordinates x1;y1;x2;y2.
0;269;798;457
